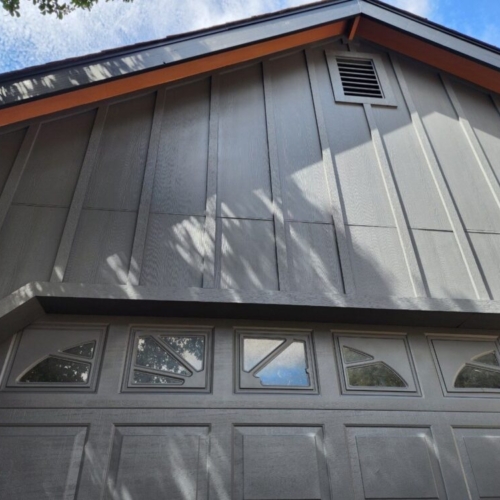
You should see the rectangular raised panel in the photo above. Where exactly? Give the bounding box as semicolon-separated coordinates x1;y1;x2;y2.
0;426;87;500
454;428;500;499
106;426;209;500
347;427;446;500
234;426;330;500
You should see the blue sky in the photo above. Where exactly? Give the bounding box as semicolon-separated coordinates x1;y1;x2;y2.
0;0;499;74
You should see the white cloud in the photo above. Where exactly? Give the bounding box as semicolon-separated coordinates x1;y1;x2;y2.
0;0;316;73
380;0;433;18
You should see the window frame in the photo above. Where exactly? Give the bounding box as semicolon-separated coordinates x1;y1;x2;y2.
235;329;318;394
122;326;213;393
2;323;107;392
334;332;421;396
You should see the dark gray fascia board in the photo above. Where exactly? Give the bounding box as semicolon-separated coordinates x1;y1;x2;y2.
1;281;500;344
2;0;500;108
360;0;500;69
0;0;360;107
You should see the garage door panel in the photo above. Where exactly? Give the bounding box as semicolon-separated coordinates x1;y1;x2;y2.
234;426;331;500
346;427;447;500
0;426;87;500
453;428;500;500
105;426;209;500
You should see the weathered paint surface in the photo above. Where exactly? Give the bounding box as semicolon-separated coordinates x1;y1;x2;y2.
1;38;500;307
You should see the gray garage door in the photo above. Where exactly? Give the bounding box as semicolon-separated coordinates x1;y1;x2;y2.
1;316;500;500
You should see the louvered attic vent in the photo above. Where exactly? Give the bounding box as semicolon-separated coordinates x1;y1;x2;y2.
326;51;397;106
336;57;383;98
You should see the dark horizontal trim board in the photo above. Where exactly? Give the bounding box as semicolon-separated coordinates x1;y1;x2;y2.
2;282;500;344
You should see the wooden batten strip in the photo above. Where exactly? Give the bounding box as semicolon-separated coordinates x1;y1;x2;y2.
202;75;220;289
442;75;500;214
305;48;356;295
50;106;108;282
391;55;490;300
0;124;40;233
348;15;361;41
263;60;290;292
363;103;427;297
127;89;167;285
0;22;347;129
357;18;500;95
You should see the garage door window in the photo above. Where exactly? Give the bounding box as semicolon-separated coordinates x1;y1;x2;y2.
236;330;317;393
123;328;212;392
2;324;106;391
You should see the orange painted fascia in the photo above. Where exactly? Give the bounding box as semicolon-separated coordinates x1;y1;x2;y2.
357;17;500;94
0;21;347;128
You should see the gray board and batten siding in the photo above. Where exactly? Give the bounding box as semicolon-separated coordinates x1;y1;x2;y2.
2;38;500;309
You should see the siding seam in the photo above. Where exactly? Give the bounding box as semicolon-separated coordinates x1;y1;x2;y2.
202;75;220;289
127;89;167;286
0;124;40;235
391;55;490;300
305;48;356;295
363;102;427;298
442;75;500;214
50;106;108;283
263;60;290;292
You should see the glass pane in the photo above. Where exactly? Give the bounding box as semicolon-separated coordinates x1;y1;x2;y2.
255;341;309;386
20;356;90;383
342;346;373;364
136;336;190;376
62;341;96;359
455;365;500;389
133;371;184;385
474;352;499;367
243;338;285;372
160;336;205;371
347;362;406;387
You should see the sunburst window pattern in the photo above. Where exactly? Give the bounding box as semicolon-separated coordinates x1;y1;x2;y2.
454;350;500;389
127;330;210;390
238;332;316;391
19;340;97;384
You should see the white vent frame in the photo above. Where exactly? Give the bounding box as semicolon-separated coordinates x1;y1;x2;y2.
326;51;397;107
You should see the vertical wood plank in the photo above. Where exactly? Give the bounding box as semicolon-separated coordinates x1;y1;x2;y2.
442;75;500;213
263;60;289;291
128;89;167;285
0;124;40;234
305;49;355;295
50;106;108;282
202;76;220;289
363;103;426;298
392;55;490;300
